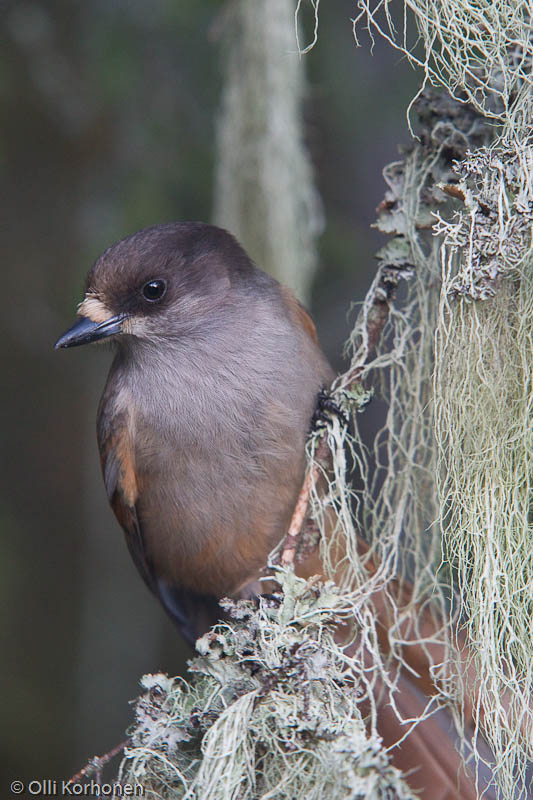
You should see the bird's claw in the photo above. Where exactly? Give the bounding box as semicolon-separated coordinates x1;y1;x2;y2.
311;389;349;431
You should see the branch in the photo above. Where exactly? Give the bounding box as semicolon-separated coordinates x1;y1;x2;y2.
68;740;130;785
280;266;401;566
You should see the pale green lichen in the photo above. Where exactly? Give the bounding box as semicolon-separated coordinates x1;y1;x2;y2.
434;142;533;797
118;571;415;800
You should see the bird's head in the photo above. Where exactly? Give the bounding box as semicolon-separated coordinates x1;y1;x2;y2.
55;222;257;351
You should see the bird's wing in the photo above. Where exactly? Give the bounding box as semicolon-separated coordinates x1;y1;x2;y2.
97;404;221;646
96;407;155;594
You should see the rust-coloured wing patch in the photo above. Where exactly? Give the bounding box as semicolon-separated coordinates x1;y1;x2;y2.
96;407;155;593
103;427;138;508
280;285;318;343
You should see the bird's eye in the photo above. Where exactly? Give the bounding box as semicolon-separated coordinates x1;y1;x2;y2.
142;279;167;302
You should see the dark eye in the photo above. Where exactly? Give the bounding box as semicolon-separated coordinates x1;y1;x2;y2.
142;279;167;302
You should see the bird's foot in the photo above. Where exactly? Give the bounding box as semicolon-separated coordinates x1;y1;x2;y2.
311;389;349;431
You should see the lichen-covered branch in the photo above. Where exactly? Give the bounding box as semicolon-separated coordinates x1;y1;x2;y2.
117;572;416;800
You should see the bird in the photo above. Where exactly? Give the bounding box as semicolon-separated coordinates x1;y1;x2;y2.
55;221;334;644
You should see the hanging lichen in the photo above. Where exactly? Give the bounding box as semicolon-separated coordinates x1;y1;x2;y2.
349;2;533;796
213;0;323;303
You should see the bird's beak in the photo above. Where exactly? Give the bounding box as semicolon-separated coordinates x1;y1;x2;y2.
54;313;127;350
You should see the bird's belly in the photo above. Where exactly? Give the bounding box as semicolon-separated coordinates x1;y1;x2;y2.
135;440;305;597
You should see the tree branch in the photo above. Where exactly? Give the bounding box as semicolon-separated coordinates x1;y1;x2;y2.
280;267;401;565
68;740;130;785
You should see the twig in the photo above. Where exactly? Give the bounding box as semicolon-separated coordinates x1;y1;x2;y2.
281;462;318;567
280;269;399;565
68;740;129;784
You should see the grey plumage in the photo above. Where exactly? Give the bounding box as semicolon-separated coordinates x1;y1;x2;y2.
58;223;333;642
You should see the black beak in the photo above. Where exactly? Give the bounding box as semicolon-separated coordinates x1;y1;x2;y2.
54;314;127;350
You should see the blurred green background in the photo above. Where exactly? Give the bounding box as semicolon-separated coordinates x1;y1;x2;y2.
1;0;417;785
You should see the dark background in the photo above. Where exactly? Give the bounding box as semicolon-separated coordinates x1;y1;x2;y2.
1;0;417;785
